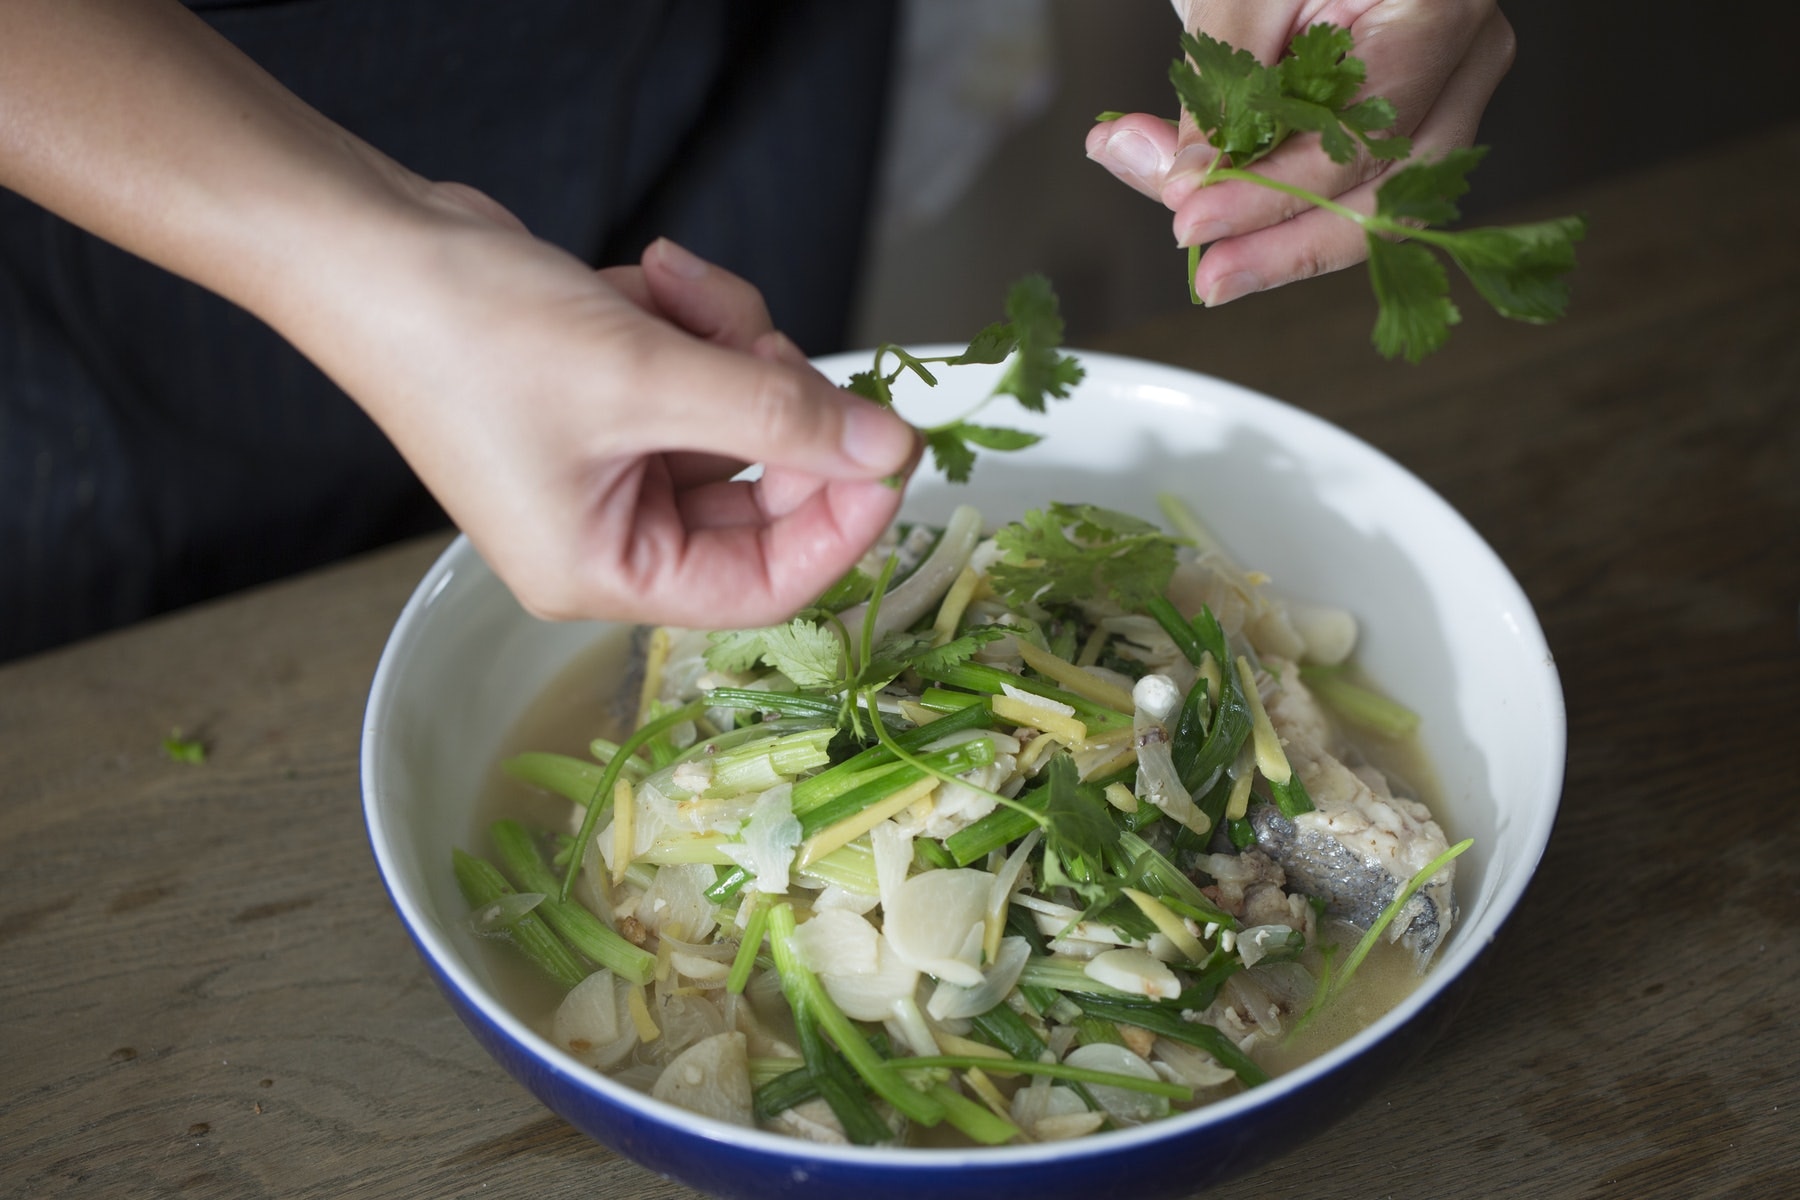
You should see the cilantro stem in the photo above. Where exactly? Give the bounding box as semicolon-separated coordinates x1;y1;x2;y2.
1203;167;1366;227
1201;165;1496;257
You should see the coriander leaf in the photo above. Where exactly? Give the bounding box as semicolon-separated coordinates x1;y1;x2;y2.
1262;96;1362;165
1171;31;1279;164
989;503;1179;611
1438;216;1588;322
945;321;1019;366
1375;146;1486;226
1040;754;1120;864
1276;24;1362;108
705;627;769;674
953;423;1042;451
163;729;206;764
855;630;934;696
991;275;1085;413
1341;99;1409;160
1264;93;1406;166
757;619;846;689
1265;24;1377;164
1060;503;1164;542
843;369;892;406
924;426;978;484
909;625;1023;675
1366;235;1459;364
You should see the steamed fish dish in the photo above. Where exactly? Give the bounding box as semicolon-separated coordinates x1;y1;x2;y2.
456;499;1465;1146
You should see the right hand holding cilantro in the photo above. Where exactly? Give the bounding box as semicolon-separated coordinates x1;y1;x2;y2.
305;205;922;631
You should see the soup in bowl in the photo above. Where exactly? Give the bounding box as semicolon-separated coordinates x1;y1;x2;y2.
361;351;1563;1200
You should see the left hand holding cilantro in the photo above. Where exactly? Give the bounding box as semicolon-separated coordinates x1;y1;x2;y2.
1089;1;1517;307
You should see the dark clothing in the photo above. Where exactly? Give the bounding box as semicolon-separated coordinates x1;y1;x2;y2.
0;0;895;662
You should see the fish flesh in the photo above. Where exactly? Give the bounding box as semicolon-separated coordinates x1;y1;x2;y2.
1246;660;1456;969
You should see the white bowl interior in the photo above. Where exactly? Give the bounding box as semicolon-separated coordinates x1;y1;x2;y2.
362;350;1564;1166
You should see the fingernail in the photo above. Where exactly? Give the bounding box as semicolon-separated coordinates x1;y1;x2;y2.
1176;217;1232;248
1098;129;1162;182
1207;271;1264;307
1169;143;1216;176
840;402;917;473
651;236;707;279
1161;144;1218;207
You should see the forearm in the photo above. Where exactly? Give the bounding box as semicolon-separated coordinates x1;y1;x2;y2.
0;0;430;338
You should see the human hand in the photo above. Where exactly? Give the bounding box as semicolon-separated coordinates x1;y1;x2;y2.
1086;0;1515;306
0;1;917;631
289;191;919;630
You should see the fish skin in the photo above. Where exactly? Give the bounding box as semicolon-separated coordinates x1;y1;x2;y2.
1246;800;1451;969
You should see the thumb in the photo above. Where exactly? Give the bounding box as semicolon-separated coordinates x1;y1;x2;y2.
623;323;919;481
1086;113;1183;203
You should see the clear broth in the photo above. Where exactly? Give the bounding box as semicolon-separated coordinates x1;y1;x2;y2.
469;628;1448;1099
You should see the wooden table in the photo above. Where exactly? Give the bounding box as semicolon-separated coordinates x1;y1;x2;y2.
4;126;1796;1198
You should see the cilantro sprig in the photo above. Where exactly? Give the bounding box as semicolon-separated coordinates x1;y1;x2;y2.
988;502;1182;612
1154;23;1585;361
846;274;1084;482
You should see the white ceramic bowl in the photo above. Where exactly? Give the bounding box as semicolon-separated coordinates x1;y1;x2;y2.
362;350;1564;1200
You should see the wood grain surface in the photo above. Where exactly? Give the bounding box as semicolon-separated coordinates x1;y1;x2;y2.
3;127;1796;1199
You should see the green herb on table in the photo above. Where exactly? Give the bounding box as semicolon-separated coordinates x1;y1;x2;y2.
162;729;206;764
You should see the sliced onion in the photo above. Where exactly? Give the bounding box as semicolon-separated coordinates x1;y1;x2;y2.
1151;1036;1239;1091
883;868;991;987
927;935;1030;1020
551;970;638;1070
985;829;1042;958
717;783;801;895
1084;947;1180;999
819;933;920;1022
637;862;718;941
840;505;983;649
1011;1075;1079;1126
650;1030;754;1127
1063;1042;1170;1125
1236;924;1297;968
790;909;881;976
870;820;913;908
